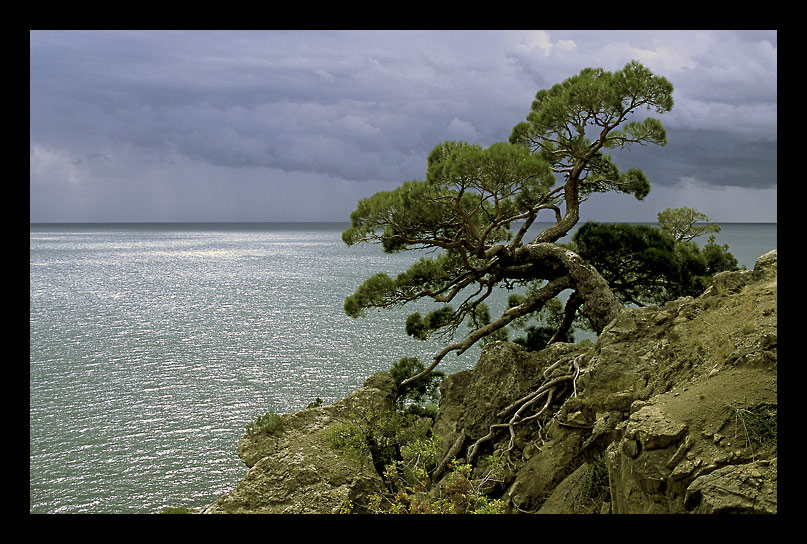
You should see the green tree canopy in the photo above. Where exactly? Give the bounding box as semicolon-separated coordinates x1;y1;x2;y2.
572;222;679;307
657;206;721;243
571;211;741;307
389;356;444;412
343;61;675;386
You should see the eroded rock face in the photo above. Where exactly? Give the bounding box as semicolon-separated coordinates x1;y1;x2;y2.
433;341;586;452
684;458;777;514
600;251;777;514
604;365;777;514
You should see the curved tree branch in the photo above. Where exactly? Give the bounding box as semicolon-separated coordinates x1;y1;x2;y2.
400;274;573;387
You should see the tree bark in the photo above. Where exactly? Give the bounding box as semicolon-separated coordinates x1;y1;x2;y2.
507;242;623;334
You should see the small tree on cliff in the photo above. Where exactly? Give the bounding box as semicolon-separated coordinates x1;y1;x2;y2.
343;61;674;388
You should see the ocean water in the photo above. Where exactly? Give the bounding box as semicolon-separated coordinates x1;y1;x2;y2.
29;222;776;514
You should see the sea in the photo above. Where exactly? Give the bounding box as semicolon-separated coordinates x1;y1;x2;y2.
29;221;777;514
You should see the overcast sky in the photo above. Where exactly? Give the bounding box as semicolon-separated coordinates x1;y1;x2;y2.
29;30;777;223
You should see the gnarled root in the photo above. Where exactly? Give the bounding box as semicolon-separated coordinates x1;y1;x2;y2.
465;353;586;466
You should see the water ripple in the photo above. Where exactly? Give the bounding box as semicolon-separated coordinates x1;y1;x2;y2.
30;222;776;513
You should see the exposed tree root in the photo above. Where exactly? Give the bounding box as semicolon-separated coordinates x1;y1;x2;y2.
449;353;586;469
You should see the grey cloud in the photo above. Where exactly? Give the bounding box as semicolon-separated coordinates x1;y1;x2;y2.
609;127;777;190
30;30;777;222
31;30;518;183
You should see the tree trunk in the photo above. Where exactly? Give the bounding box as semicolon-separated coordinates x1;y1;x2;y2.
401;243;623;388
510;242;624;334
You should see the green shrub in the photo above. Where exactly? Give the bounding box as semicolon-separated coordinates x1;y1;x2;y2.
245;411;285;437
581;454;611;503
327;409;508;515
368;458;506;514
325;406;431;470
324;420;372;467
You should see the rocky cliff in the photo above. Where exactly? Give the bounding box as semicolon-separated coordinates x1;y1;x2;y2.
201;249;777;514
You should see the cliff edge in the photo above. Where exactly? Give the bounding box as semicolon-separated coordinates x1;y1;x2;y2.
202;249;777;514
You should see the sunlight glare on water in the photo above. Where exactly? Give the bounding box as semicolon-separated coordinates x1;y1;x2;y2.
29;222;776;513
29;223;482;513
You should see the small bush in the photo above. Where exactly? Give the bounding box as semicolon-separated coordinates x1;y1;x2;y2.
581;454;611;503
366;456;507;515
324;420;372;467
245;411;285;437
323;397;506;514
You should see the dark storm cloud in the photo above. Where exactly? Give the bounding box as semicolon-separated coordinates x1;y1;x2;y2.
608;128;777;190
29;30;777;222
30;30;540;181
662;129;777;188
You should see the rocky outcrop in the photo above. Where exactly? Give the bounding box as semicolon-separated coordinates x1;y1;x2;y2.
203;250;777;514
597;250;777;514
433;341;594;512
540;249;777;514
683;458;777;514
201;373;397;513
